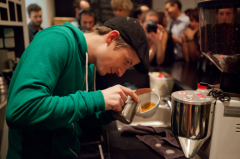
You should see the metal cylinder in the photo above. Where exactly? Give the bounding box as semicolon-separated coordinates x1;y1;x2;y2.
171;90;215;158
171;102;213;139
113;99;140;124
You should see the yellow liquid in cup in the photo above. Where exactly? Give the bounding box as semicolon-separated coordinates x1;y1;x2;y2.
137;102;155;113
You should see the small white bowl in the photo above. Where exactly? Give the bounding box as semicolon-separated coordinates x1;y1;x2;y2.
136;92;160;118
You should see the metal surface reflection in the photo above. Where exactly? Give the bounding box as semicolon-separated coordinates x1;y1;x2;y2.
172;102;211;139
171;91;215;158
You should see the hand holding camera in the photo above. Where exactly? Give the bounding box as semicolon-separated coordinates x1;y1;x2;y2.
146;20;164;44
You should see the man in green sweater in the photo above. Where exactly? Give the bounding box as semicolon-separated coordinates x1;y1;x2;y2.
6;17;149;158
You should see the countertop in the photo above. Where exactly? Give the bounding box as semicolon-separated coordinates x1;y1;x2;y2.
97;60;222;159
149;61;221;90
106;121;187;159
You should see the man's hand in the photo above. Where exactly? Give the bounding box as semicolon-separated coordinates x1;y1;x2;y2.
147;24;164;44
101;85;139;112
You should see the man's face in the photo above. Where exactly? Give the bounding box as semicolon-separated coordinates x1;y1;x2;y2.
141;15;159;35
217;8;234;24
95;32;140;77
113;8;128;17
165;2;178;19
80;14;94;31
29;10;42;27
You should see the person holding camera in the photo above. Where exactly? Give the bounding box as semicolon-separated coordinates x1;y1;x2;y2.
140;10;167;66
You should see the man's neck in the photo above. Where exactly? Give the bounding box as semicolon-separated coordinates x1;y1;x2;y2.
84;33;102;64
173;11;182;21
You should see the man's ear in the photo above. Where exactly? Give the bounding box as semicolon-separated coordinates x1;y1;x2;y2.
106;30;120;46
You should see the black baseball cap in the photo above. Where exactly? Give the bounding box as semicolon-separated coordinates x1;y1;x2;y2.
104;17;149;74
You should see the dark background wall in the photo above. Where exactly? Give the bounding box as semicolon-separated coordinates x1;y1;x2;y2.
55;0;152;23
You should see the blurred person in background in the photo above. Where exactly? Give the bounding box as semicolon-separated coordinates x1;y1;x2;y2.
217;8;235;24
27;4;43;43
184;9;192;17
182;8;200;62
132;4;149;21
157;11;169;28
156;11;175;66
79;8;95;33
111;0;133;17
140;10;165;66
165;0;190;61
71;0;90;28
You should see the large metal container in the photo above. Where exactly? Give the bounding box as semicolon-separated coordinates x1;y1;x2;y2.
171;90;215;158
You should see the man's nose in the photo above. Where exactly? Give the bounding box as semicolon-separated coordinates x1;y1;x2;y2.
116;67;127;77
223;13;227;20
86;23;91;29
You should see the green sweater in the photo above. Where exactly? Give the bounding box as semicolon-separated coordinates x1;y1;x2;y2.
6;22;115;159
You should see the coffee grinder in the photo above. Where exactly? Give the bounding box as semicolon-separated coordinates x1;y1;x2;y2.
171;0;240;158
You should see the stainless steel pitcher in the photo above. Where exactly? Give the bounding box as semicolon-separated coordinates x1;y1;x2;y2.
113;88;152;124
113;98;140;124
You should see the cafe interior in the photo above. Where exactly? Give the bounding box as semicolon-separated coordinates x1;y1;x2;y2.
0;0;240;159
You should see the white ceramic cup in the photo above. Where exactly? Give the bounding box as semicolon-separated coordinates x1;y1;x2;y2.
135;92;160;118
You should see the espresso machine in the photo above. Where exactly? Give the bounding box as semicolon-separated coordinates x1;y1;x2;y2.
171;0;240;158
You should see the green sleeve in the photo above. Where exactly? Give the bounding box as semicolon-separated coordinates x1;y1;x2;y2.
82;64;115;126
6;30;105;130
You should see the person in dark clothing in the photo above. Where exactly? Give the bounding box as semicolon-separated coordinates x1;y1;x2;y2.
182;8;200;62
156;11;175;66
27;4;43;43
140;10;166;66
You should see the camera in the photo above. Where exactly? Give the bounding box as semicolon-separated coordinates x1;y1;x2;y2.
146;20;158;33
